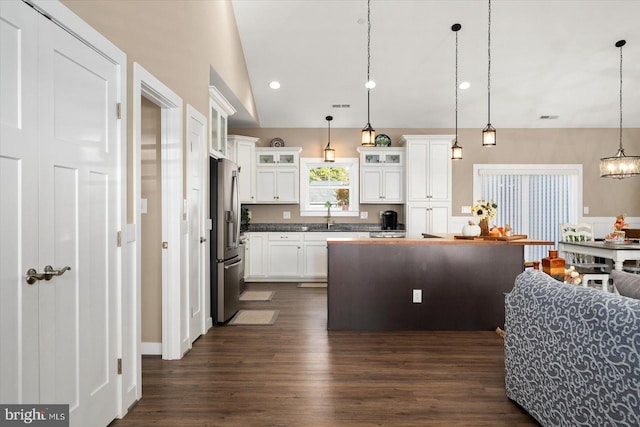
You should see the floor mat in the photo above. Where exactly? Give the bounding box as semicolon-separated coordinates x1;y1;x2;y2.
240;290;275;301
228;310;279;326
298;283;327;288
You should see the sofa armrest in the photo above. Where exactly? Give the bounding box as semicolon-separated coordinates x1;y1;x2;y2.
505;269;640;426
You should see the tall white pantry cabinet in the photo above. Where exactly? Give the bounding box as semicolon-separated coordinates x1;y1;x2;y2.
402;135;453;238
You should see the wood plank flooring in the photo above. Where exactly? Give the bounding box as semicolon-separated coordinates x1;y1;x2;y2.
110;283;538;426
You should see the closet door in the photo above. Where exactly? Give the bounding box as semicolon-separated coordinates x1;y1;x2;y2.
1;2;119;426
0;0;40;404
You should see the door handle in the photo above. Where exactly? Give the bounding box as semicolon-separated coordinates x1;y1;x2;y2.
200;237;207;243
26;265;71;285
224;260;243;270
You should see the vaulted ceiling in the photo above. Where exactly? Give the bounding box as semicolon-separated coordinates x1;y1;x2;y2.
231;0;640;130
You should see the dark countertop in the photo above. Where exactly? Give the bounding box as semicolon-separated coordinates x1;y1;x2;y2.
244;223;405;233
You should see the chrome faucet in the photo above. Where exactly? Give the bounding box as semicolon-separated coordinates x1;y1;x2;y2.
326;206;334;230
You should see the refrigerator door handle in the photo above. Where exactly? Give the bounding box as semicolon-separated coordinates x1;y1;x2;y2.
231;170;240;248
224;259;243;270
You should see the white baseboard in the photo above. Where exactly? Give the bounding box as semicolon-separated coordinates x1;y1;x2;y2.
141;342;162;355
205;317;213;331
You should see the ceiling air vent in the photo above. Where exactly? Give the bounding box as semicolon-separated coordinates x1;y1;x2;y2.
331;104;351;109
539;115;559;120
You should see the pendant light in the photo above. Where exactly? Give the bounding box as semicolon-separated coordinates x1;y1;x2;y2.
361;0;376;146
482;0;496;147
599;40;640;179
324;115;335;162
451;23;463;160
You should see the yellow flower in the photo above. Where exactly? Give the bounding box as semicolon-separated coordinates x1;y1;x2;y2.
472;199;497;220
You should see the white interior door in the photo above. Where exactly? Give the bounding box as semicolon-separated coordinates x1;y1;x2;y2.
186;105;207;343
0;0;40;404
1;2;119;425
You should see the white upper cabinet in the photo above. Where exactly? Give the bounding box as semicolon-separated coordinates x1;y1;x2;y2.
228;135;258;203
402;135;452;202
357;147;405;203
208;86;236;158
255;147;301;203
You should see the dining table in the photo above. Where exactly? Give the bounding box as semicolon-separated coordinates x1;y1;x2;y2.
558;240;640;271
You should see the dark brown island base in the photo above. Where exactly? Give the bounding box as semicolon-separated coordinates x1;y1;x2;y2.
327;235;552;330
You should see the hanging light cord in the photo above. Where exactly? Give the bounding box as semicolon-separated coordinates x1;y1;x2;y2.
487;0;492;124
618;42;623;152
455;28;459;141
367;0;372;124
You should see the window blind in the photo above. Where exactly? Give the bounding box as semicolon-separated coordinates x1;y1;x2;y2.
477;166;580;262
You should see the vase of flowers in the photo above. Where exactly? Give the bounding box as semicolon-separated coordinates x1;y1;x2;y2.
472;199;497;236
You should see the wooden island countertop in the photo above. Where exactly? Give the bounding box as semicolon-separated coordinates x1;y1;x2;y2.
327;235;552;331
327;233;552;246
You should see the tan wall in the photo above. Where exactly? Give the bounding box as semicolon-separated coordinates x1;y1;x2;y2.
231;127;640;220
140;98;162;343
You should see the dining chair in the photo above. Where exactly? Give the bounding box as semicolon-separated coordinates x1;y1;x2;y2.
560;223;611;291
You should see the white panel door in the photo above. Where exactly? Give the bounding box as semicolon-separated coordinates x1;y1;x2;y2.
187;107;207;344
1;2;119;426
407;140;429;201
428;140;451;201
361;169;383;202
303;242;328;278
383;168;403;202
39;12;119;426
0;0;40;404
256;169;277;202
275;167;298;203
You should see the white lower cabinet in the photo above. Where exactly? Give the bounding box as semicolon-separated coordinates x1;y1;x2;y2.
406;203;450;238
245;233;267;279
244;231;362;281
268;233;303;277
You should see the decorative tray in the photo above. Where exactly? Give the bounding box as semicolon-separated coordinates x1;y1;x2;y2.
453;234;528;241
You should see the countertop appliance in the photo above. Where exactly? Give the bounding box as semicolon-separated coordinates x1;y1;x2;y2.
381;210;398;230
210;158;242;323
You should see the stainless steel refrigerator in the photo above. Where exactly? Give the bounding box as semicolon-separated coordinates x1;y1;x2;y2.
210;158;243;323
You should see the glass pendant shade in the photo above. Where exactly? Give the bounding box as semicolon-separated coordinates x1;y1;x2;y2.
361;123;375;146
600;149;640;179
451;141;463;160
324;143;335;162
482;124;496;146
324;115;336;162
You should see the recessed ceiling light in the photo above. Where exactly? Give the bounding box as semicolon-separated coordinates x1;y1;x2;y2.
269;81;281;89
539;115;559;120
364;80;376;89
459;81;470;90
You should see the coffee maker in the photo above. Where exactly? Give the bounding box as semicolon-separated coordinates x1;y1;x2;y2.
381;210;398;230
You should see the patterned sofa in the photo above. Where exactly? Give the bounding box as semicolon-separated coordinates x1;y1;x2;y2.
504;269;640;426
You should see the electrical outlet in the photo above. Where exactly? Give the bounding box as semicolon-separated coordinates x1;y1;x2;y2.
412;289;422;303
461;205;472;214
283;211;291;219
360;211;368;219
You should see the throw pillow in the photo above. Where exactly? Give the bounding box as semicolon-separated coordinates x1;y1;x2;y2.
612;270;640;300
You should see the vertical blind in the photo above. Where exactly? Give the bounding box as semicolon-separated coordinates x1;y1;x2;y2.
478;168;580;262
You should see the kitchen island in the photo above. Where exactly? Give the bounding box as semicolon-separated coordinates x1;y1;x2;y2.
327;235;552;330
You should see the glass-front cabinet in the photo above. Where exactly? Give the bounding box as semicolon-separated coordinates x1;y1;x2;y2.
208;86;236;157
357;147;405;203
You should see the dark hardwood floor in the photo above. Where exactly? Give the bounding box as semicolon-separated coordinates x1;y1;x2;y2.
111;283;538;426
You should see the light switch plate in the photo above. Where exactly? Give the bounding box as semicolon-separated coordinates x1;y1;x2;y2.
360;211;368;219
583;206;590;215
140;198;148;214
461;206;472;214
412;289;422;303
283;211;291;219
